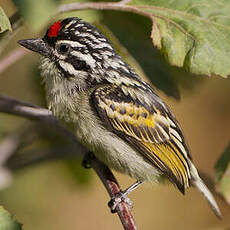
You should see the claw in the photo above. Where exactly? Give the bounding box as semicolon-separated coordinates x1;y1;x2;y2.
108;192;133;213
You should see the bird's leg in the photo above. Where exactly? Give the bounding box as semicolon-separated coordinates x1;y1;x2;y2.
122;181;143;197
82;151;95;169
82;152;143;212
108;181;143;213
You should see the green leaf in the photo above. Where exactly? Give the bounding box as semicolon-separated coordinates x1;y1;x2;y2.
0;206;22;230
128;0;230;77
12;0;57;31
215;142;230;204
0;7;12;33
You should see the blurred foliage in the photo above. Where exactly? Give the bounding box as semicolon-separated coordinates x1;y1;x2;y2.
215;142;230;204
0;7;12;34
215;142;230;182
60;0;102;23
64;158;92;185
0;206;22;230
12;0;59;32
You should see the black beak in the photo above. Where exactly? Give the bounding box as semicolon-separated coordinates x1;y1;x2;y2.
18;38;51;57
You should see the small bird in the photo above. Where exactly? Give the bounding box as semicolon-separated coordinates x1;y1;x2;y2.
18;17;221;217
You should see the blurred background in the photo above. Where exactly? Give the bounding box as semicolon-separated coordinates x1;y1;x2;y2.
0;0;230;229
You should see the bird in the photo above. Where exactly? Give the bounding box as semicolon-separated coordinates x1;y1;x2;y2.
18;17;221;217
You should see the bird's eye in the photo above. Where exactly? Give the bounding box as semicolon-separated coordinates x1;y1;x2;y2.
56;43;70;54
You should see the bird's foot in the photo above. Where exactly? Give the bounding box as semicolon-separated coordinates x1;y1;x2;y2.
82;152;95;169
108;192;133;213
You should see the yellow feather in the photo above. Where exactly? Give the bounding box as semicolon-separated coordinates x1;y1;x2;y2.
143;142;190;187
100;96;190;187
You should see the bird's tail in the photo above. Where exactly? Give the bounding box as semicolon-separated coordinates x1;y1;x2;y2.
190;163;222;218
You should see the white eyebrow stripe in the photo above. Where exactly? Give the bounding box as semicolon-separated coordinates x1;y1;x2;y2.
56;40;85;48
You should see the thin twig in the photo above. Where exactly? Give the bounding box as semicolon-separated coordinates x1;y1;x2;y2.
0;94;137;230
118;0;132;5
58;1;153;19
0;95;78;143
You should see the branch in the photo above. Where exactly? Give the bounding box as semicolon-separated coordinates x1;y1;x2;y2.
0;95;78;143
92;158;137;230
6;148;138;230
0;94;138;230
58;1;153;19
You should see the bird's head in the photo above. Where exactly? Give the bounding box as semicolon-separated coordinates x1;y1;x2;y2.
18;17;134;91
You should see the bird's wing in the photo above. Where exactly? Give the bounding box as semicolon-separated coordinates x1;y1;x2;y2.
91;84;191;193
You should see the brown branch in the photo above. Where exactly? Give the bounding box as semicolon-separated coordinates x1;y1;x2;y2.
0;95;78;143
0;94;138;230
58;1;153;19
92;158;137;230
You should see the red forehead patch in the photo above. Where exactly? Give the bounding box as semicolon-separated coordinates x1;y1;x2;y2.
48;20;61;38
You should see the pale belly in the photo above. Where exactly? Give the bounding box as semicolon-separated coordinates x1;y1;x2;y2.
73;107;161;183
